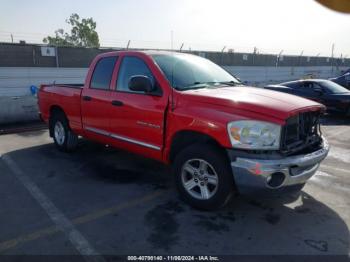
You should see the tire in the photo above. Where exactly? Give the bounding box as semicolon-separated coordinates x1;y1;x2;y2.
173;144;235;210
50;111;78;152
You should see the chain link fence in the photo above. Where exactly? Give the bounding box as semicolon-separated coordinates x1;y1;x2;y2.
1;42;349;68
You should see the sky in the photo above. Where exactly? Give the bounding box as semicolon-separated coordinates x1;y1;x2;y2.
0;0;349;57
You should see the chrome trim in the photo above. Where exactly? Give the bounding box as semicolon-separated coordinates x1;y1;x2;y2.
110;133;161;150
136;121;161;129
85;126;161;151
85;126;110;137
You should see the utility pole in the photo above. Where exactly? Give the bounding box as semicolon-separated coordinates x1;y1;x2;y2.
179;43;184;52
253;47;258;65
10;34;13;43
276;50;283;67
298;50;304;66
221;46;226;65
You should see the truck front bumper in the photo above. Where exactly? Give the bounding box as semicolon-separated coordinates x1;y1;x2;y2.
228;138;329;195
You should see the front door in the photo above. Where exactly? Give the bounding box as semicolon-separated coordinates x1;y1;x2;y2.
109;55;168;159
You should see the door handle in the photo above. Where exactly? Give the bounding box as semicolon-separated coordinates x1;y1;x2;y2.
111;100;124;106
82;96;92;101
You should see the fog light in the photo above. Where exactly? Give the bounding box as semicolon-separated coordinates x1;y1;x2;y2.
266;172;286;189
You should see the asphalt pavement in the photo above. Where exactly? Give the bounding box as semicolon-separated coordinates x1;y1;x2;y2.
0;115;349;259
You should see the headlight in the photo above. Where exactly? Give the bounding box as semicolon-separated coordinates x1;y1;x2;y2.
227;120;281;150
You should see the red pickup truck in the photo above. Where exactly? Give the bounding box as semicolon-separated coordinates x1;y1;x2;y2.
38;51;329;210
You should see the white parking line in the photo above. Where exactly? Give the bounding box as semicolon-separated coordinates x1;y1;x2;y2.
327;146;350;163
1;154;105;262
321;165;350;175
315;170;334;178
324;128;349;139
310;172;350;194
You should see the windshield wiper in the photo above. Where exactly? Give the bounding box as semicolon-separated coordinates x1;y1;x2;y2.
182;82;212;90
216;81;242;86
180;81;243;90
197;81;242;87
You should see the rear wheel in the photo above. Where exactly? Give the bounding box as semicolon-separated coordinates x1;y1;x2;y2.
50;112;78;152
173;144;235;210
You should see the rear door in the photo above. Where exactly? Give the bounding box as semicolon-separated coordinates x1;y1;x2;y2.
109;54;168;159
81;56;118;137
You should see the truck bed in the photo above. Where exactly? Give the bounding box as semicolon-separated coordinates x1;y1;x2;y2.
38;84;84;132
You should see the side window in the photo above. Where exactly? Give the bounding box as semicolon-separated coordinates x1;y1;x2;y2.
302;82;313;90
296;82;312;95
302;82;322;95
90;56;117;90
116;56;155;93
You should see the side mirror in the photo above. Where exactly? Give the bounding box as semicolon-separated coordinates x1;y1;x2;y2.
129;75;154;93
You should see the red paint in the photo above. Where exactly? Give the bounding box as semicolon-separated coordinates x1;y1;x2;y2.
38;51;324;164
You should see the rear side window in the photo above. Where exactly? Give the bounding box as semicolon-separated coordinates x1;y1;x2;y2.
90;57;117;90
284;82;300;89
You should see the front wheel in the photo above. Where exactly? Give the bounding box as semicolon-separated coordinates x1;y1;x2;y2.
173;144;235;210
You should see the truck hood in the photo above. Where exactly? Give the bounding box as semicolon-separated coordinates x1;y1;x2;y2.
181;86;324;120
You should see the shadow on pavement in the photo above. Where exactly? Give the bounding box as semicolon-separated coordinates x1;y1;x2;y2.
1;140;349;255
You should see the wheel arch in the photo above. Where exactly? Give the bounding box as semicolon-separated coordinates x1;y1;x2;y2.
168;130;229;163
49;105;67;137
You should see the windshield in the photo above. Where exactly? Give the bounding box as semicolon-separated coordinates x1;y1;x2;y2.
320;80;349;94
152;53;241;90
